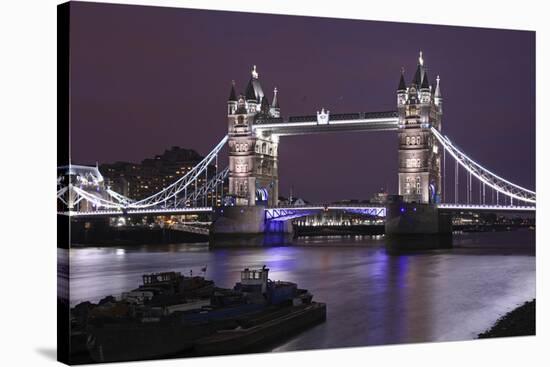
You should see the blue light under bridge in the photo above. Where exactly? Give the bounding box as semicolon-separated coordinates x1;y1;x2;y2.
264;206;387;222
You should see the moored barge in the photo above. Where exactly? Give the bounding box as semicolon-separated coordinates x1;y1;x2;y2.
71;267;326;363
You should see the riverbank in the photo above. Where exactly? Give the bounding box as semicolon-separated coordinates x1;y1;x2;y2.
478;299;535;338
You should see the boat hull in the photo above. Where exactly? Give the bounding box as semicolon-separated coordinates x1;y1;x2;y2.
195;302;327;355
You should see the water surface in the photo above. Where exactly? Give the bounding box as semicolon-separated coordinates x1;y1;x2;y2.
69;230;535;350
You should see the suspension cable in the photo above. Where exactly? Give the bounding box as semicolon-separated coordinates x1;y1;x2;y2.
431;127;535;204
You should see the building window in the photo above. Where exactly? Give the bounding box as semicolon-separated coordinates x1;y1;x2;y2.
235;164;248;173
406;136;410;145
406;158;422;168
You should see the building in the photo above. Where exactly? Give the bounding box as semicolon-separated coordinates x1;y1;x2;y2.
100;146;222;204
278;196;308;207
369;188;389;204
226;66;280;207
397;51;443;204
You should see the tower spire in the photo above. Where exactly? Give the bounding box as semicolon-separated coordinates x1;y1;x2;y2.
418;50;424;66
272;87;279;108
251;65;259;79
421;70;430;89
228;80;237;101
398;67;407;91
434;75;442;98
245;78;256;101
412;64;422;86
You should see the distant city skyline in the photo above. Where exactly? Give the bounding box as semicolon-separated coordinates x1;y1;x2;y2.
69;2;535;203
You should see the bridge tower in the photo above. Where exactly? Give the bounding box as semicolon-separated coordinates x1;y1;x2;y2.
397;52;443;203
226;66;279;207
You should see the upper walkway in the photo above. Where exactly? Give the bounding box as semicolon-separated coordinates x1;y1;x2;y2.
253;111;398;136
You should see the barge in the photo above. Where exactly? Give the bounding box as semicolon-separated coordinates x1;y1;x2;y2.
70;267;326;363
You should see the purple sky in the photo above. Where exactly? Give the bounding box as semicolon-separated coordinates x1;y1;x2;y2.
69;2;535;203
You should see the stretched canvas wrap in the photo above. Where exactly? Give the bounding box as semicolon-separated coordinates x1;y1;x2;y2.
57;1;536;364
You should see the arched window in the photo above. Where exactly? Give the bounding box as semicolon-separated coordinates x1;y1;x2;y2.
406;136;410;145
237;116;244;125
416;136;421;145
262;143;267;154
416;158;421;167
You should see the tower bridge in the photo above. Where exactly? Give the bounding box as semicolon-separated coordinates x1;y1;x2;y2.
58;52;535;237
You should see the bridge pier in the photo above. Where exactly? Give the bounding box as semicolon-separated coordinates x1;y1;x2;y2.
385;200;452;250
385;201;452;235
210;206;293;243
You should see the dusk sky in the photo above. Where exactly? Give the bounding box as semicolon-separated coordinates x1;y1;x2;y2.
70;1;535;203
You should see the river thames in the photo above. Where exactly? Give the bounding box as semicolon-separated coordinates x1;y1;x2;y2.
68;229;535;350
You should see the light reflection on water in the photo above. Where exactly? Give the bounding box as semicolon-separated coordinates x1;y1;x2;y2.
68;230;535;350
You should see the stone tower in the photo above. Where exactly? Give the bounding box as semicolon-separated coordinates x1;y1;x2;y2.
397;52;443;203
227;66;279;207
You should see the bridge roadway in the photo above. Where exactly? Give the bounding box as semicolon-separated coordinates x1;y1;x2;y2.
61;203;535;219
253;111;399;136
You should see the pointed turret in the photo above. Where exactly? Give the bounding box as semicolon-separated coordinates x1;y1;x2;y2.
270;87;281;118
245;79;257;101
397;68;407;108
227;80;238;115
245;65;265;113
434;75;442;99
420;70;430;90
228;80;237;101
419;69;431;104
260;96;270;114
271;87;279;108
434;75;443;112
397;68;407;91
412;63;422;87
411;50;426;87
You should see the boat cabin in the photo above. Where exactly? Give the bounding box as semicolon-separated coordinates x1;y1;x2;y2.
240;266;269;294
142;272;181;285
